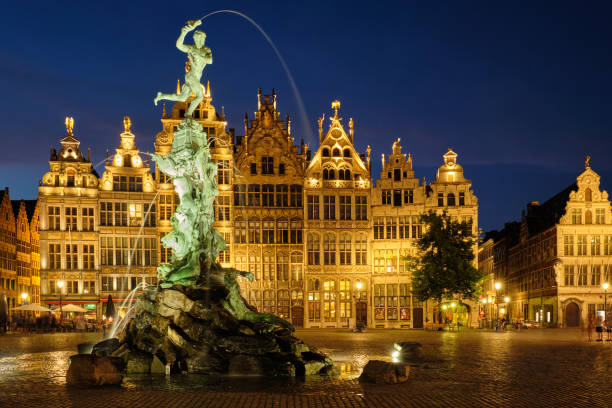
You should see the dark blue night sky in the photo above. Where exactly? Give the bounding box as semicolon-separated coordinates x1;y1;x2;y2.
1;1;612;233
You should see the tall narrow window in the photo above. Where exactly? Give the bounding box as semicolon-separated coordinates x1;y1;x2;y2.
308;279;321;322
262;253;274;281
577;235;587;256
355;234;367;265
404;189;414;204
564;235;574;256
585;210;593;224
248;184;261;206
585;188;592;202
277;252;289;281
290;185;302;207
323;280;336;322
323;196;336;220
339;196;351;220
262;184;274;207
262;289;275;313
234;184;247;206
262;218;275;244
572;209;582;224
277;218;289;244
261;156;274;174
387;284;398;320
49;244;61;269
355;196;367;220
83;244;95;269
447;193;456;206
234;217;246;244
323;233;336;265
374;285;385;320
248;251;262;281
386;217;397;239
101;237;113;266
564;265;575;286
307;195;319;220
382;190;391;205
437;193;444;206
276;184;288;207
399;216;409;238
592;235;601;256
596;208;606;224
459;192;465;206
290;219;302;244
339;279;352;318
394;169;401;181
248;218;261;244
48;206;61;230
374;217;384;239
82;208;95;231
339;233;351;265
217;160;230;185
250;163;257;175
291;252;303;281
65;207;77;231
307;233;320;265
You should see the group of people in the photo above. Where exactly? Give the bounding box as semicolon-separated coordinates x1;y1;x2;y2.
585;314;612;341
0;312;108;335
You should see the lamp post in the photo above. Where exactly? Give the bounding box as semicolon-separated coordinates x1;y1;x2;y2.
494;282;501;328
57;281;64;323
20;292;27;304
603;283;609;321
355;281;363;330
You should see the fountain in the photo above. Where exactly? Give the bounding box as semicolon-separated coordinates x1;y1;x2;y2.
70;17;336;383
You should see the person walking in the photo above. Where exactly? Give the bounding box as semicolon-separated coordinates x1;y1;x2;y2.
587;315;595;341
596;314;604;341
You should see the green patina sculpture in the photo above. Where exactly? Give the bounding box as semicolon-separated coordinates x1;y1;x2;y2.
154;19;212;117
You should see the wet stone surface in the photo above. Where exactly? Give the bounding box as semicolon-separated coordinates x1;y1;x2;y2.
1;329;612;407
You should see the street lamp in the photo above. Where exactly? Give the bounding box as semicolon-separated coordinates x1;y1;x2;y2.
20;292;27;304
57;280;65;323
603;283;609;321
494;282;501;328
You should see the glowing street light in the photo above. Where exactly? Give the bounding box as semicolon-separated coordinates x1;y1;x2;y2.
504;297;510;303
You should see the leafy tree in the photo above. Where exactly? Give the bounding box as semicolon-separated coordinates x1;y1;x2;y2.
410;211;482;302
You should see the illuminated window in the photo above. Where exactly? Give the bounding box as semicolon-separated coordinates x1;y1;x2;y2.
386;217;397;239
233;184;247;206
323;280;336;321
577;235;587;256
277;252;289;281
48;206;61;230
323;196;336;220
65;244;78;269
291;252;303;281
308;279;321;322
217;160;230;185
339;279;351;318
564;235;574;256
374;284;385;320
374;217;384;240
128;203;143;226
387;284;398;320
49;244;61;269
592;235;601;256
82;208;95;231
215;195;230;221
65;207;77;231
290;219;302;244
83;244;95;269
571;209;582;224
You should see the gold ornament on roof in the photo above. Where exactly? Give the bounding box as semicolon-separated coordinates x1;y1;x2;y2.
331;100;341;118
123;116;131;133
585;155;591;169
65;117;74;135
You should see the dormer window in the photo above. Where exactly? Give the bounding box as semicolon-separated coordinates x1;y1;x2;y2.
322;148;330;157
343;149;350;157
394;169;401;181
66;170;75;187
333;148;341;157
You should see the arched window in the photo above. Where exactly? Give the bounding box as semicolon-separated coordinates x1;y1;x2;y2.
262;218;274;244
343;148;351;157
308;279;321;322
339;233;351;265
355;233;367;265
291;289;304;305
323;169;329;180
585;188;592;202
345;170;351;180
322;148;330;157
329;169;336;179
585;210;593;224
447;193;456;206
338;169;345;180
332;148;340;157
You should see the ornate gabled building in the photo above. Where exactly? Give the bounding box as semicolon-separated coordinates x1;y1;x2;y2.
0;188;17;308
233;89;308;326
98;117;158;314
303;101;371;328
39;118;100;311
481;158;612;327
371;142;479;328
12;199;40;307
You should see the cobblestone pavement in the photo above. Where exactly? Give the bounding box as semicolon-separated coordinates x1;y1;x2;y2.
1;328;611;407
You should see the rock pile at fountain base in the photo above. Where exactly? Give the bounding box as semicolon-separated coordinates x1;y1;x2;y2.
100;268;337;377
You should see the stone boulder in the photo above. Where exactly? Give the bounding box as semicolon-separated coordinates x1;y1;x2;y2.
66;355;124;386
359;360;410;384
92;338;120;357
77;342;96;355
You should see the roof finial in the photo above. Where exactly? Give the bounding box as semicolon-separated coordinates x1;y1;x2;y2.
176;79;181;95
123;116;131;133
65;117;74;135
206;80;211;97
585;155;591;169
331;100;341;118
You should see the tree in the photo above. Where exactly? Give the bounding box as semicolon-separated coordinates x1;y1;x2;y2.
410;211;482;302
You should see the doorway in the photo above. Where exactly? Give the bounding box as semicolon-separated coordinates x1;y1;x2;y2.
413;308;424;328
565;302;580;327
291;306;304;328
356;301;367;327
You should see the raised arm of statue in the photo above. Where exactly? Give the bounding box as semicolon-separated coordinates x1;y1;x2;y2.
151;153;180;177
176;20;201;53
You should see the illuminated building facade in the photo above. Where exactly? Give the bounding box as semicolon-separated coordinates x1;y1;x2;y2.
36;88;480;326
481;160;612;327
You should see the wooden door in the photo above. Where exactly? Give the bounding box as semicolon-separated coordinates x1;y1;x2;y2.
356;301;367;326
413;308;424;328
565;302;580;327
291;306;304;328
